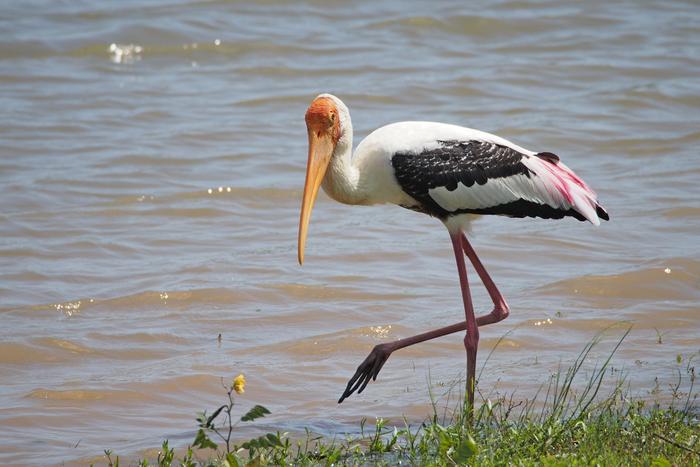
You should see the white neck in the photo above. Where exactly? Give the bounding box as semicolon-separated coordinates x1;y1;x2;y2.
320;98;367;205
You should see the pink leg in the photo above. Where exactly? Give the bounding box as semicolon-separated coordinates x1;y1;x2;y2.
338;234;509;404
339;321;470;403
450;232;479;420
461;234;510;324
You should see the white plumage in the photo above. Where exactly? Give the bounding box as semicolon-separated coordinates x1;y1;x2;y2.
321;109;604;227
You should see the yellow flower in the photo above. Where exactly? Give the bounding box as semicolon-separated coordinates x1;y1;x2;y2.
232;374;246;394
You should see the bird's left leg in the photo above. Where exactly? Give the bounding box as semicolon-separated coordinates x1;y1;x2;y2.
451;232;479;422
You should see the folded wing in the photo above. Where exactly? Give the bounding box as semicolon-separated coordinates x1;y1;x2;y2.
391;140;609;224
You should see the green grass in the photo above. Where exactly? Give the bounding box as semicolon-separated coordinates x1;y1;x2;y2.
100;329;699;466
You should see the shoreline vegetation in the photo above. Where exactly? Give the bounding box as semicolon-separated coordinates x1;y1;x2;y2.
98;329;699;466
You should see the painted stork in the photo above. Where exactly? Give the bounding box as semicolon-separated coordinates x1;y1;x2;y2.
298;94;608;415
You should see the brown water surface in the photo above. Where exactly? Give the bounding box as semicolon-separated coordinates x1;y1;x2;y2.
1;0;699;464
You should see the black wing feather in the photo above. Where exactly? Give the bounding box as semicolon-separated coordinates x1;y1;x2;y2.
391;140;589;221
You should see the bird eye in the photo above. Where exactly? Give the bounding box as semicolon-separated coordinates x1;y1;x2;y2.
329;112;336;123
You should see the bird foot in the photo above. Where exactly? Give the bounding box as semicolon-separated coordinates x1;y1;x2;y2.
338;343;392;403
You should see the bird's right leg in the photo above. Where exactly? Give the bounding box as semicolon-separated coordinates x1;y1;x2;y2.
338;237;510;404
338;310;510;403
338;321;469;403
461;234;510;325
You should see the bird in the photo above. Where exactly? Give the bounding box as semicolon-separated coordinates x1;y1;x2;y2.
297;93;608;418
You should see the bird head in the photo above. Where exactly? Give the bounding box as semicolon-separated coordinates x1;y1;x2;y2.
298;95;341;265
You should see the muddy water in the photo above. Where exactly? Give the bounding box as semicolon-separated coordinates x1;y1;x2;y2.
1;0;699;464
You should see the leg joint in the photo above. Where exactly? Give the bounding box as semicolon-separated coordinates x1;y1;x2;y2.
463;327;479;350
497;304;510;321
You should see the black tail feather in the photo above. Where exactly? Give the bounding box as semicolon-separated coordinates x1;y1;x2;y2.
596;204;610;221
535;151;560;163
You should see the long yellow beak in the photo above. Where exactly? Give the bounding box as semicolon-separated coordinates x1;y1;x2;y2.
298;130;334;265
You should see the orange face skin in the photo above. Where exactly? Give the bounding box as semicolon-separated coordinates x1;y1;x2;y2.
305;96;340;142
298;97;341;265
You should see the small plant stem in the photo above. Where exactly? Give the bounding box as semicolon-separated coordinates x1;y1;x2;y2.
226;388;234;453
653;433;700;455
